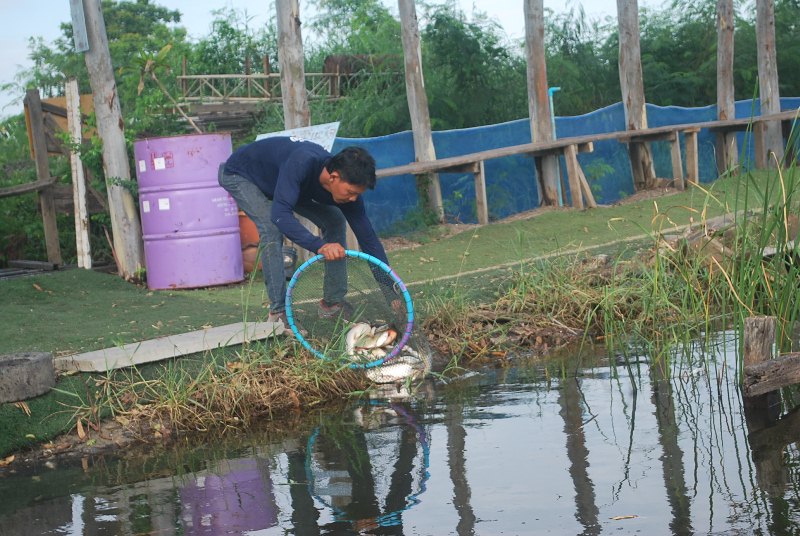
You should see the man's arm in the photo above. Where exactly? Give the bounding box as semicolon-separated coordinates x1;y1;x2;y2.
270;154;326;254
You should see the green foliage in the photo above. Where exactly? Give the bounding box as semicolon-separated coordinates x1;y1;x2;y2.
543;5;620;115
188;7;277;75
422;5;527;129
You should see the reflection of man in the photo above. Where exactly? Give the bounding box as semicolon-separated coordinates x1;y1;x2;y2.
219;137;390;328
303;403;424;533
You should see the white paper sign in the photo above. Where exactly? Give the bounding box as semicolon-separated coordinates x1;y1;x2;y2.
255;122;341;151
158;198;170;211
142;200;150;213
138;160;147;173
153;157;166;170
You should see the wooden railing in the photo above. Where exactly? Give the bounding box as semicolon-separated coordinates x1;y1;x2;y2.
176;72;392;103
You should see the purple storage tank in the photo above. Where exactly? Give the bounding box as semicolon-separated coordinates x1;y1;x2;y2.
134;133;243;290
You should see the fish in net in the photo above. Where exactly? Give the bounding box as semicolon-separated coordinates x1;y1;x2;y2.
286;251;430;381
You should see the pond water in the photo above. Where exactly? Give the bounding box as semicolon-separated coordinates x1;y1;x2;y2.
2;332;800;535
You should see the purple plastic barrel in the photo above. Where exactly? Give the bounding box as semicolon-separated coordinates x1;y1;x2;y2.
134;133;243;290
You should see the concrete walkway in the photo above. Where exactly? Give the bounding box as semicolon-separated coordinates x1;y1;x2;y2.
55;321;284;372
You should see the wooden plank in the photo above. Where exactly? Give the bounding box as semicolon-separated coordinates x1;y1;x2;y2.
8;260;58;271
743;316;777;368
0;177;57;198
377;139;595;179
374;109;799;182
54;321;285;372
744;352;800;397
473;161;488;225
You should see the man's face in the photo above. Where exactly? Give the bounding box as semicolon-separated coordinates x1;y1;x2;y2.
329;172;367;204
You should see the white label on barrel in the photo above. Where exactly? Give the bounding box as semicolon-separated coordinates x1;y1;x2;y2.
158;198;170;211
153;157;166;170
142;200;150;213
138;160;146;173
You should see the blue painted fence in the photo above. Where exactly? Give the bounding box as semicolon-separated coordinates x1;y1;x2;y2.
333;98;800;235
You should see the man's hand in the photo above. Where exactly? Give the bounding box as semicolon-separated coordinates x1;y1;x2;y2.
318;242;346;261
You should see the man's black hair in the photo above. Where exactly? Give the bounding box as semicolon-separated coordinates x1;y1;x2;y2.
327;146;377;190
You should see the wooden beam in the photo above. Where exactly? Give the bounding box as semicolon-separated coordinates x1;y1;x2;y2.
25;89;62;266
576;157;597;209
0;177;56;198
745;352;800;397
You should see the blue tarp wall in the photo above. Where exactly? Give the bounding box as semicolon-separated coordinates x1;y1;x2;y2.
332;98;800;235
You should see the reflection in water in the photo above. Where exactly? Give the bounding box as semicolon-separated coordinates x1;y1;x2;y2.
179;457;278;534
5;333;800;534
304;401;430;534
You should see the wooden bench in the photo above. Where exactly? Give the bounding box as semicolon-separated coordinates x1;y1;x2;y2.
376;109;799;226
376;138;597;224
616;124;702;189
705;109;800;169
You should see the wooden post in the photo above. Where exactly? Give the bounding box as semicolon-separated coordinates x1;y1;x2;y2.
181;55;187;98
668;131;685;190
523;0;559;206
263;55;271;97
617;0;656;190
744;316;776;369
276;0;310;130
716;0;738;174
563;144;584;209
276;0;319;262
756;0;784;168
65;79;92;269
398;0;443;222
741;315;784;495
24;90;62;266
245;55;252;98
684;129;700;184
83;0;144;279
473;161;488;225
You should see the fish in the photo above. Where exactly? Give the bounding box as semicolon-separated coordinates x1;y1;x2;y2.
365;346;429;384
345;322;398;361
344;322;430;384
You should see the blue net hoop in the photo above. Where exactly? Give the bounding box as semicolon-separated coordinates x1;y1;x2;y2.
285;250;414;369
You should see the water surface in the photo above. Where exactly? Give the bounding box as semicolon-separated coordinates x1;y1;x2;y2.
1;333;799;535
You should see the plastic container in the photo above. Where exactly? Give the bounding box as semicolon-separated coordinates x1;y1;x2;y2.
134;133;243;290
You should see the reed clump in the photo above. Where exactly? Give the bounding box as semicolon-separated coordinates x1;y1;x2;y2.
81;340;369;441
424;162;800;370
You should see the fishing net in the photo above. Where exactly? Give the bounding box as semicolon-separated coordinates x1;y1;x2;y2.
286;251;431;380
